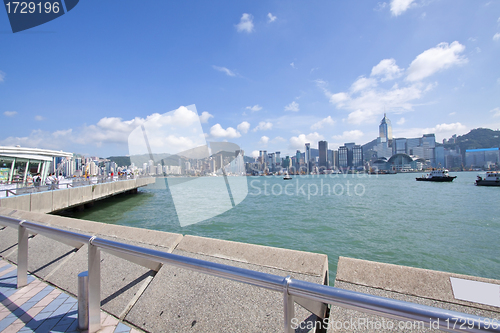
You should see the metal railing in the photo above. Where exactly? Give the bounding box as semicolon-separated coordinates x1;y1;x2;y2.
0;215;499;333
0;176;149;197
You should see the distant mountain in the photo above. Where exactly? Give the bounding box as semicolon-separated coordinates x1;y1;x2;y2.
443;128;500;152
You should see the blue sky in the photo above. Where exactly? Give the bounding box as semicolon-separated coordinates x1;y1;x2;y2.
1;0;500;158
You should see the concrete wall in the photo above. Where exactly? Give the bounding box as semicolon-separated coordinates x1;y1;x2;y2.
0;178;155;214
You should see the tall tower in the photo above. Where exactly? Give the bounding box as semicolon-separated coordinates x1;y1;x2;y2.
379;113;393;142
318;141;328;169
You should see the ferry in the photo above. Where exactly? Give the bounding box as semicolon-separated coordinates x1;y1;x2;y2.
416;169;456;182
475;171;500;186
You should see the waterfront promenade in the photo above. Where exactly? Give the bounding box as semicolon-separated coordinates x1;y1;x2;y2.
0;178;154;213
0;207;328;332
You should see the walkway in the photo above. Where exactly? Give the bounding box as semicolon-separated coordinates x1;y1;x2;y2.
0;259;140;333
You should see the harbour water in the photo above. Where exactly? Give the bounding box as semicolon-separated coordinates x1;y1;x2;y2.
60;171;500;284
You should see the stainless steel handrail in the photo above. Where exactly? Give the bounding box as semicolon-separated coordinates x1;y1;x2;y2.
0;176;146;197
0;214;499;333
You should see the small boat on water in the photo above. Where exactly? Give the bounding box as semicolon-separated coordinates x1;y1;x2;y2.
475;171;500;186
283;172;292;180
416;169;456;182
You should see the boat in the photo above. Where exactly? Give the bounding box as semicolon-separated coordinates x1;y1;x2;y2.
283;172;292;180
475;171;500;186
416;169;456;182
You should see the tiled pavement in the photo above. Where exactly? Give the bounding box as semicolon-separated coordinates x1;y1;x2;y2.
0;259;141;333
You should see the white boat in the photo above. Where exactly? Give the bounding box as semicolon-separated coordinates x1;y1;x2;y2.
475;171;500;186
283;172;292;180
416;169;456;182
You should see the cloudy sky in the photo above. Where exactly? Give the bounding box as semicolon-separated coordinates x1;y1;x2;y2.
1;0;500;158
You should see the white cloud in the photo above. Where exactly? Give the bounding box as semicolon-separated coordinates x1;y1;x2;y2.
212;65;236;77
267;13;277;23
289;132;324;150
3;111;17;117
397;117;406;125
493;33;500;42
374;2;387;11
332;130;364;142
199;111;214;123
246;105;262;112
237;121;251;134
351;76;377;93
341;84;424;124
284;101;299;112
390;0;416;16
0;129;74;151
329;92;350;105
311;116;335;130
398;123;467;139
406;41;467;82
449;112;456;116
236;13;254;33
290;62;296;69
0;71;5;82
210;124;241;138
370;58;403;81
251;150;259;158
35;115;44;121
424;123;467;136
259;136;270;145
2;106;207;154
271;136;286;143
490;107;500;117
253;121;273;132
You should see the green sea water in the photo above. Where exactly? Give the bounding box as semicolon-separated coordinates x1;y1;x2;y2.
60;172;500;284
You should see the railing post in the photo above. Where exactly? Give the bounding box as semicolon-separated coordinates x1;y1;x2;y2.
78;271;89;330
17;221;28;288
88;239;101;333
283;276;294;333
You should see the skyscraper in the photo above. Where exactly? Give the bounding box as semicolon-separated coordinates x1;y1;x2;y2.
305;143;312;173
318;141;328;169
379;113;393;142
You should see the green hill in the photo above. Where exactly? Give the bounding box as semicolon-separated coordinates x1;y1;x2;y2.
443;128;500;151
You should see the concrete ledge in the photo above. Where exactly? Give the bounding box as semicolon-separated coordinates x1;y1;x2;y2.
329;280;500;333
126;249;324;333
177;235;328;278
0;208;328;332
336;256;500;312
0;177;155;213
68;185;93;207
0;194;31;211
52;188;70;211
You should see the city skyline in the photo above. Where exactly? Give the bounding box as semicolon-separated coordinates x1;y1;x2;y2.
1;1;500;158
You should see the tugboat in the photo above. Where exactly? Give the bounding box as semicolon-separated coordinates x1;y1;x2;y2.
416;169;457;182
475;171;500;186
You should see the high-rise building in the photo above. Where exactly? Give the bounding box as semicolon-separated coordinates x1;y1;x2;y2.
318;141;328;169
379;113;393;142
393;138;407;155
305;143;311;173
338;146;348;169
338;143;363;169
